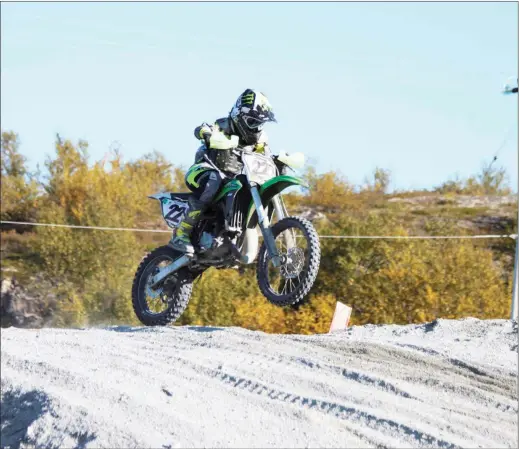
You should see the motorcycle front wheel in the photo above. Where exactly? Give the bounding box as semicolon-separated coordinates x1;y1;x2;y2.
256;216;321;307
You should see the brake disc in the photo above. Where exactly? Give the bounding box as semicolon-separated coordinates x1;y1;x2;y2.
280;247;305;279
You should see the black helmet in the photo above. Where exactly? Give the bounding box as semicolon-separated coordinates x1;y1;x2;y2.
230;89;276;145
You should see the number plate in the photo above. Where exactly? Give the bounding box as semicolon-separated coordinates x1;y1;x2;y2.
160;198;189;228
242;153;277;185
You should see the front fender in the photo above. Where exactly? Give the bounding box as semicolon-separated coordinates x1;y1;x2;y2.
246;175;307;228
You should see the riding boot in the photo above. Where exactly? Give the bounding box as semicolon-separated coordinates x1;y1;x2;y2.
170;198;205;255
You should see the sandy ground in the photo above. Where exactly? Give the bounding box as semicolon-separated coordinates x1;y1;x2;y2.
1;317;517;448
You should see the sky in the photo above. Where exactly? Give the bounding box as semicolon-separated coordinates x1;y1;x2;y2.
1;1;518;192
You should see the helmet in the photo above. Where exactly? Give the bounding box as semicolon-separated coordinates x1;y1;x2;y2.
230;89;277;145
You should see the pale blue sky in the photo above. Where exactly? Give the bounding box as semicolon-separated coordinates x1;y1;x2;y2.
1;2;517;191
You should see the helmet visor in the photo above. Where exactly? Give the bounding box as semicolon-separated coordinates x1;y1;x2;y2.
243;116;266;131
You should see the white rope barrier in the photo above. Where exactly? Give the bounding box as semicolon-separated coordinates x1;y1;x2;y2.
1;221;516;240
0;221;171;233
313;234;517;240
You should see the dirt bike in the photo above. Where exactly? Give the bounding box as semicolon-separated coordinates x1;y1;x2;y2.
131;140;321;326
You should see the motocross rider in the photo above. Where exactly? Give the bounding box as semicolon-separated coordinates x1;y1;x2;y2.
170;89;277;254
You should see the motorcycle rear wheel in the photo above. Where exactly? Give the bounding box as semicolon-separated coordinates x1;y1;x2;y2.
131;245;194;326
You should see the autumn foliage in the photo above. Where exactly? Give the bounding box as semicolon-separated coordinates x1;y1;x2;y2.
1;131;514;332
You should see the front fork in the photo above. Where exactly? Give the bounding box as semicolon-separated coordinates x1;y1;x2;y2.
272;195;296;249
271;194;287;221
250;186;283;267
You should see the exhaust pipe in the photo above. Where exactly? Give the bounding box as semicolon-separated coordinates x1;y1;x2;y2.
150;254;191;288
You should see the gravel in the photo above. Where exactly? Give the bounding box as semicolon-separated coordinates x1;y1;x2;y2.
1;317;517;448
